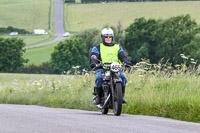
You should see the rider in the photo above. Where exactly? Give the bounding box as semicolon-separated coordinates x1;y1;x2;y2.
90;27;132;105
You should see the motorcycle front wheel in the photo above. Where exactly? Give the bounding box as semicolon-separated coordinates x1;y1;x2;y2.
101;108;109;114
113;83;122;116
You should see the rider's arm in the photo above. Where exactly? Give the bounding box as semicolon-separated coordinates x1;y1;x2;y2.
90;46;101;69
118;46;132;66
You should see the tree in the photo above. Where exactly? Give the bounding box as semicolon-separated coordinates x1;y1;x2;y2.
124;15;200;65
114;21;125;45
50;38;88;74
75;28;100;55
124;17;159;63
154;14;199;64
0;37;28;72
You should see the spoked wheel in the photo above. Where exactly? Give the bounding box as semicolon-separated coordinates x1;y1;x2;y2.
101;108;109;114
113;83;122;116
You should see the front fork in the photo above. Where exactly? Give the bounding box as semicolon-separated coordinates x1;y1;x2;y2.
110;72;122;101
102;81;109;102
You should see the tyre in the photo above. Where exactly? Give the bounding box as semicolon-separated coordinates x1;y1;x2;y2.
113;83;122;116
102;108;109;114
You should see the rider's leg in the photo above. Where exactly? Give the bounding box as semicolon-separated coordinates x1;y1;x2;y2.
119;71;127;103
94;69;104;105
93;87;103;105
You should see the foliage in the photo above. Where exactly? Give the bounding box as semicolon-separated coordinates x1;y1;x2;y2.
188;33;200;61
124;17;159;63
65;0;75;3
50;38;88;74
81;0;200;3
0;37;28;73
20;62;53;74
75;28;101;55
124;15;200;65
0;59;200;122
0;26;29;35
154;15;199;65
114;21;125;45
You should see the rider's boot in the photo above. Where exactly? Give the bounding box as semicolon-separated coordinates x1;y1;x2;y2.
122;86;127;104
93;87;103;105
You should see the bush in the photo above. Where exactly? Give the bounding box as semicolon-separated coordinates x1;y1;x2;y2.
50;38;88;74
0;37;28;73
20;62;53;74
124;14;200;65
65;0;75;3
75;28;101;55
0;26;29;35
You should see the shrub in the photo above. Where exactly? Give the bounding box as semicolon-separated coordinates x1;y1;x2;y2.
20;62;53;74
50;38;88;74
124;15;200;65
0;26;29;35
0;37;28;72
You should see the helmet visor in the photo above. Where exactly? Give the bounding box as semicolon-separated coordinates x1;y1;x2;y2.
103;34;113;38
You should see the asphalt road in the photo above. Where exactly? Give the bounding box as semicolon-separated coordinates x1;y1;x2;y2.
0;104;200;133
23;0;65;49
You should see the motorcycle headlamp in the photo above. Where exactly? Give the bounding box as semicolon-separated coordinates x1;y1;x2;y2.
105;71;110;77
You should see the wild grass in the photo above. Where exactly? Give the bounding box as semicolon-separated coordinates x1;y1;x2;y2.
0;73;96;110
0;55;200;122
124;72;200;122
0;0;51;32
66;1;200;31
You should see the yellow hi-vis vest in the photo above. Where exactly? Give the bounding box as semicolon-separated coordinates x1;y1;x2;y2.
100;43;120;64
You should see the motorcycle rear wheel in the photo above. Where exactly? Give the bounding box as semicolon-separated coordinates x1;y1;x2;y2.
113;83;122;116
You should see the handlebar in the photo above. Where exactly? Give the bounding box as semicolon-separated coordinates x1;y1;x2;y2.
91;55;132;71
92;62;131;71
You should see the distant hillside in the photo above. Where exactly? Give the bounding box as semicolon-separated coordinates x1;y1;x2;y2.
0;0;50;32
66;1;200;31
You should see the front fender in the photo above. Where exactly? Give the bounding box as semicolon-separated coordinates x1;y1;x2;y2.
113;78;122;83
113;72;122;83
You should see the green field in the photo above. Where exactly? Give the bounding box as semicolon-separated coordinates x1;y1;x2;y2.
0;0;55;51
24;41;59;65
3;34;56;47
0;66;200;122
0;0;51;32
66;1;200;31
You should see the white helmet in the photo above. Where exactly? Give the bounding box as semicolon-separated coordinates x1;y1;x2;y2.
101;28;114;39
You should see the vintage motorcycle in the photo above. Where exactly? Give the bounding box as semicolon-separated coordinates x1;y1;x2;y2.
91;55;127;116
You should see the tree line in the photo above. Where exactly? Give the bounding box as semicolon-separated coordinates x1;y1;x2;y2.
80;0;198;3
0;14;199;74
0;26;29;35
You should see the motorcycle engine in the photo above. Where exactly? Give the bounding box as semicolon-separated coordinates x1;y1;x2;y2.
103;71;110;81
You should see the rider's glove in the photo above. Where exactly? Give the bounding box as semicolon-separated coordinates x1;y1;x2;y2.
91;63;102;68
96;64;102;68
124;61;132;67
91;63;97;68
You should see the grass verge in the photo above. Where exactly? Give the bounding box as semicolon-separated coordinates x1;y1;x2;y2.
0;67;199;123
